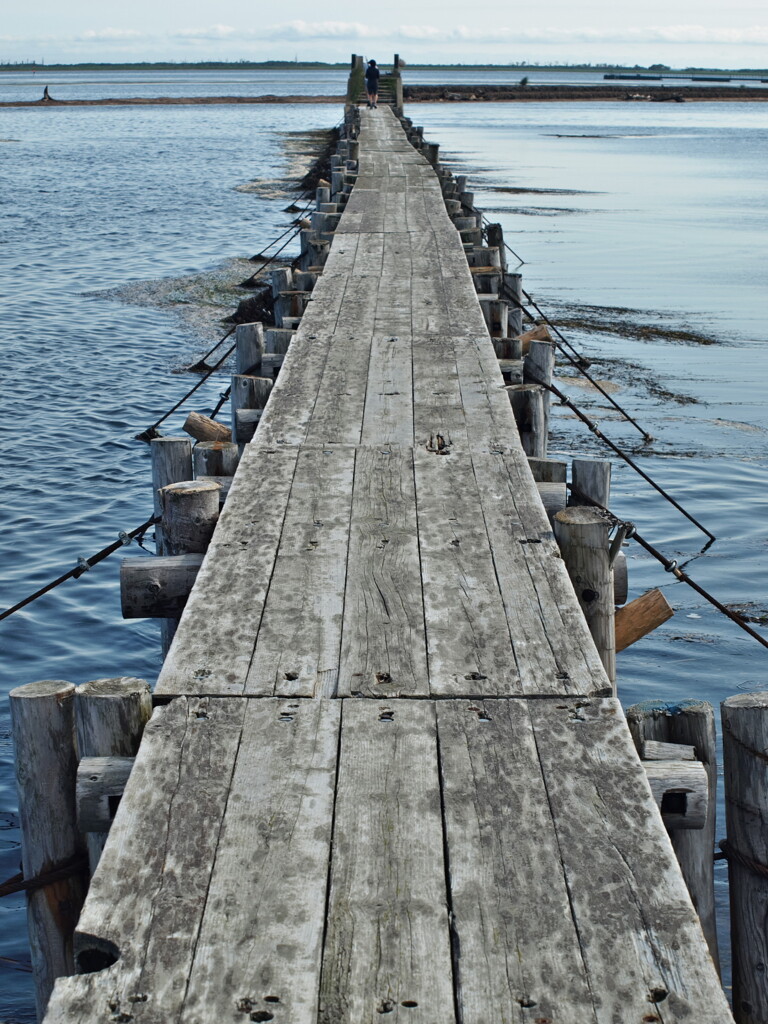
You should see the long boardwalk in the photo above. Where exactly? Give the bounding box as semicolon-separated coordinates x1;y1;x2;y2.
46;109;730;1023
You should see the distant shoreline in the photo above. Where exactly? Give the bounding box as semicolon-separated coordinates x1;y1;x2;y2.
2;84;768;109
1;61;767;74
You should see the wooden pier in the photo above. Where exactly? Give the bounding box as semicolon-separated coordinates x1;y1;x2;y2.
42;107;731;1023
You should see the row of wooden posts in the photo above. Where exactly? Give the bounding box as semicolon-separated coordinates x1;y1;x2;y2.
7;106;767;1024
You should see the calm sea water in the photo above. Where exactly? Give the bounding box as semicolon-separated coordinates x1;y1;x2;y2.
1;76;766;1018
0;66;765;103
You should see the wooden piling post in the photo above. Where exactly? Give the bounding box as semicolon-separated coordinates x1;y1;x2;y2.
508;384;548;458
74;677;152;872
626;698;719;970
485;223;507;271
722;693;768;1020
150;437;193;555
570;458;612;508
553;507;615;687
231;375;274;446
235;321;264;376
192;440;239;478
9;681;87;1020
160;480;220;556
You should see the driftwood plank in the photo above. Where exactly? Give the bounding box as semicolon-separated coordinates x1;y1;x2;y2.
319;700;455;1024
436;700;596;1023
155;447;299;696
338;447;428;697
413;449;522;695
246;448;355;697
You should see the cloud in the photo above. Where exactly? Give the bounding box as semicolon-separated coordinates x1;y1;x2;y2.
265;20;379;41
394;23;768;45
78;28;146;41
174;25;238;40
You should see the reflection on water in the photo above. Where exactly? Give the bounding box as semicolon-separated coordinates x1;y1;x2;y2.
1;90;766;1018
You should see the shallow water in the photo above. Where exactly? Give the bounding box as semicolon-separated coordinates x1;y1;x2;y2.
2;86;766;1018
1;66;765;103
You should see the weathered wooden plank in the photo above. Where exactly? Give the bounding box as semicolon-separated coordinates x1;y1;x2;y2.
155;447;299;696
319;700;455;1024
471;450;611;696
437;699;596;1023
183;698;340;1024
338;447;428;697
413;449;522;695
246;448;355;697
304;254;382;447
45;696;247;1022
529;697;730;1023
360;331;414;447
46;698;341;1024
256;237;360;448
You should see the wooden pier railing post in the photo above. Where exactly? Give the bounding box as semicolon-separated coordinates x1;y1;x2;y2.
722;693;768;1022
553;506;615;687
235;321;264;376
157;479;220;654
9;680;87;1021
508;385;547;457
192;440;239;479
626;699;719;969
74;677;152;872
570;457;611;508
150;436;193;554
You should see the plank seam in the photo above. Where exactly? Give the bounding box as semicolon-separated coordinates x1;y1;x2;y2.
242;453;303;693
434;709;464;1024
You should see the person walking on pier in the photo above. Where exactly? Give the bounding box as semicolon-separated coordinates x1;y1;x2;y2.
365;59;380;108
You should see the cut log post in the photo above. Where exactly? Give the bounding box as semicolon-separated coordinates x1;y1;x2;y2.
537;481;567;524
553;506;615;687
231;374;274;446
269;268;293;299
74;677;152;872
485;223;507;271
614;588;674;651
508;384;548;458
466;246;501;268
515;323;553;354
483;299;509;338
523;338;555;388
182;411;232;444
721;693;768;1021
157;479;219;655
315;186;331;207
150;437;192;555
121;553;204;618
493;337;523;360
9;680;87;1020
264;327;296;355
570;458;612;509
503;272;524;337
527;456;567;483
235;321;264;376
192;440;239;478
160;480;220;556
627;699;719;969
642;760;709;830
76;757;135;834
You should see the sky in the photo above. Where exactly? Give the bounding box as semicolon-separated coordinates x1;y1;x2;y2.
2;0;767;68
